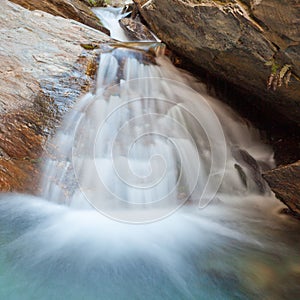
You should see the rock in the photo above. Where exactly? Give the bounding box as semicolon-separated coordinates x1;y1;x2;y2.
119;18;156;41
232;148;268;194
10;0;110;35
0;0;110;193
250;0;299;50
81;0;105;7
134;0;300;216
108;0;131;7
122;3;135;14
134;0;300;126
263;161;300;217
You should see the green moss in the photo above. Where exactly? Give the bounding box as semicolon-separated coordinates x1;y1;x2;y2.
87;0;105;7
265;59;280;75
80;43;99;50
266;59;293;90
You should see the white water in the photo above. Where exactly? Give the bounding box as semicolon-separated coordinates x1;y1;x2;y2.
93;7;130;41
1;7;300;300
40;47;275;221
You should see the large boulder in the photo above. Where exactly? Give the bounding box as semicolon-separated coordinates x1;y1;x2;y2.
263;161;300;217
10;0;110;34
133;0;300;217
134;0;300;126
119;18;156;41
0;1;110;193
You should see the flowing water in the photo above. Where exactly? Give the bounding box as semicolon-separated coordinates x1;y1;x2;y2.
0;7;300;300
93;7;131;42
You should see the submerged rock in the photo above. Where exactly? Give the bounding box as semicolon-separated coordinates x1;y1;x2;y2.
0;0;110;193
134;0;300;127
263;161;300;217
10;0;110;34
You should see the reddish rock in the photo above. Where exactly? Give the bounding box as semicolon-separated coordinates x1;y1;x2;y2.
0;1;110;193
10;0;110;34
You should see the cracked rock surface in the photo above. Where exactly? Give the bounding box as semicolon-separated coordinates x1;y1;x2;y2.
135;0;300;126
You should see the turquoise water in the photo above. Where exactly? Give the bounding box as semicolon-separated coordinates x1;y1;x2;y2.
0;194;299;300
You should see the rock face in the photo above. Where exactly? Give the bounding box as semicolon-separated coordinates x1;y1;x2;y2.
0;1;110;193
263;161;300;217
119;18;156;41
134;0;300;126
134;0;300;217
10;0;110;34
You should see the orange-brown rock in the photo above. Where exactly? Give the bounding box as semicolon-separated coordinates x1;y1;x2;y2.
0;1;111;193
10;0;110;34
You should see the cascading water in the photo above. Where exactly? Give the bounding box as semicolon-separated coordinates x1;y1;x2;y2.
93;7;131;42
0;7;299;300
41;46;273;220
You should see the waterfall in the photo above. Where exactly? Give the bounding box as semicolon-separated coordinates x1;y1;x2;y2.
40;40;274;223
1;7;299;300
93;7;130;42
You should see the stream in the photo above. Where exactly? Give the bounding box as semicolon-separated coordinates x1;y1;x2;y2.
0;6;300;300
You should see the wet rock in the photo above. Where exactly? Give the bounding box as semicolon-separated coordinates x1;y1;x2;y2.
234;164;247;188
0;0;110;193
263;161;300;217
232;148;268;194
119;18;156;41
10;0;110;35
122;3;135;14
134;0;300;213
134;0;300;126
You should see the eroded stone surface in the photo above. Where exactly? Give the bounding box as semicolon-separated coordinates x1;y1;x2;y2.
0;1;110;192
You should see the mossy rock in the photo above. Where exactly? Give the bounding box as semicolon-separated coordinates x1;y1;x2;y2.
81;0;105;7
